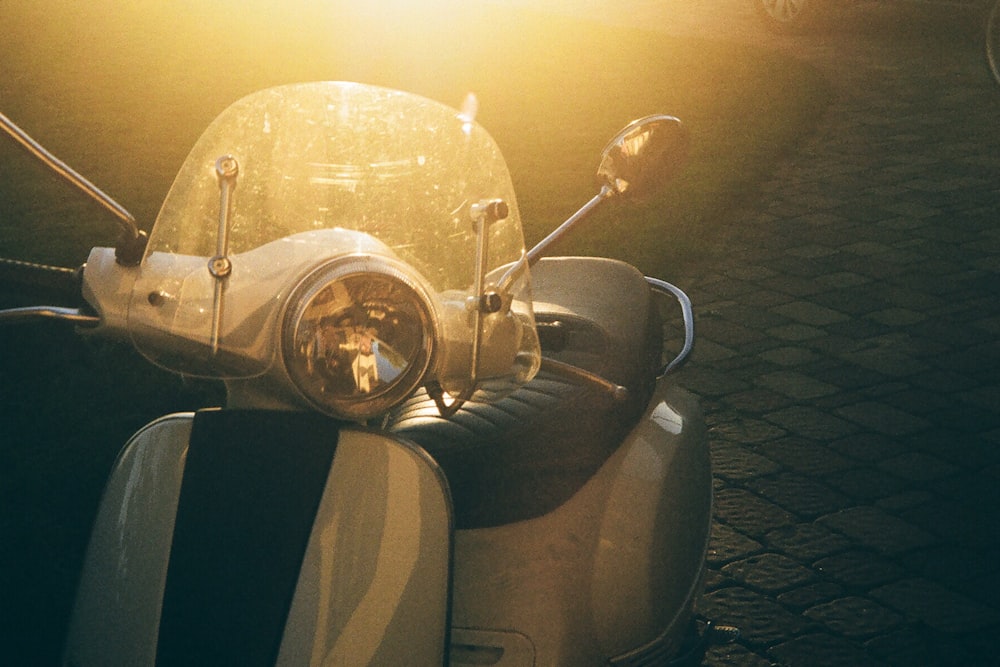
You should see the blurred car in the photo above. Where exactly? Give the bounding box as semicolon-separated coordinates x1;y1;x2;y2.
751;0;985;32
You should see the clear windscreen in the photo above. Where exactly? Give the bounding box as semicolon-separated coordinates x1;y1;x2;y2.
128;82;538;386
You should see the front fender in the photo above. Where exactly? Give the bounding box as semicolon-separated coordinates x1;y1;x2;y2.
63;410;452;667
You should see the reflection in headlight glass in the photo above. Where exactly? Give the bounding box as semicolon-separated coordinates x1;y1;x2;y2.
283;264;434;419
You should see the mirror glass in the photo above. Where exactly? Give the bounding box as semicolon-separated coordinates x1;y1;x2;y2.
596;115;689;199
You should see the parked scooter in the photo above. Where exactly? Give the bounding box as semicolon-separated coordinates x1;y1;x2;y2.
1;81;736;666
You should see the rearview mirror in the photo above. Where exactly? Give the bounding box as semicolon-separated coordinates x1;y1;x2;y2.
515;114;690;274
597;115;689;199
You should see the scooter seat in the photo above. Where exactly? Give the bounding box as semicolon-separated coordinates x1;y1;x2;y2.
388;257;661;529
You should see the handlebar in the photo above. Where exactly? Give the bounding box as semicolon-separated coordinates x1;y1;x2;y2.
0;256;82;301
0;256;80;295
0;257;97;325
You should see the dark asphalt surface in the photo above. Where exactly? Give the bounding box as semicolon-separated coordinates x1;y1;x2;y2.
607;2;1000;665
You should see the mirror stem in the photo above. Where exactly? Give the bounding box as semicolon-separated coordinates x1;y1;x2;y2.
497;185;614;294
0;111;145;265
524;185;613;266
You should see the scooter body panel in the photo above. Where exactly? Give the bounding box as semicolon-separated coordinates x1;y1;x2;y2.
63;413;452;667
448;382;711;666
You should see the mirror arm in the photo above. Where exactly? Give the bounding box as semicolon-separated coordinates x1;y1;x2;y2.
524;184;615;267
496;184;615;294
0;111;146;266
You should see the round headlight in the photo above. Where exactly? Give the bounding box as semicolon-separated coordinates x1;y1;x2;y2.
281;256;438;420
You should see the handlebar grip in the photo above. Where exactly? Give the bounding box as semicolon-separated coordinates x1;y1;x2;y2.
0;256;82;304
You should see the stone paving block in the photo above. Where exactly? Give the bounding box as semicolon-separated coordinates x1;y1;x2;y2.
930;471;999;508
819;506;935;556
813;550;905;589
813;390;871;411
713;487;797;538
756;370;840;400
835;401;932;436
880;200;944;219
805;596;905;639
876;452;959;482
843;240;899;256
909;367;980;393
707;521;764;567
802;332;870;356
880;391;1000;435
721;388;796;414
721;265;779;282
932;341;1000;378
808;360;888;390
873;490;934;513
839;347;930;379
824;317;894;342
698;314;775;347
732;287;797;309
861;382;911;399
898;498;999;548
755;436;856;475
906;429;999;467
699;586;814;648
826;467;908;502
677;366;750;398
763;407;861;442
811;289;888;317
817;271;874;288
867;307;928;327
688;337;738;363
747;472;852;519
786;243;838;259
702;642;773;667
765;322;828;342
712;302;794;331
768;632;885;667
721;553;816;594
903;545;1000;590
757;346;822;367
709;415;787;445
759;274;830;297
702;567;731;593
862;627;971;667
710;441;783;482
776;582;845;612
771;301;852;327
871;578;1000;633
764;523;853;562
826;432;906;463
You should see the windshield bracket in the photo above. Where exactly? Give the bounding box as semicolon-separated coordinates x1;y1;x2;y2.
208;154;239;356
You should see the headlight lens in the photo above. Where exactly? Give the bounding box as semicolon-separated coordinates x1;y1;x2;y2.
281;256;437;420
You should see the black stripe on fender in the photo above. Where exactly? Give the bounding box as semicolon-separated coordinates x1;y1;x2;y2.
156;409;341;666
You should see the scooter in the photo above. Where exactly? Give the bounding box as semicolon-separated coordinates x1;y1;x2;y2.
0;81;736;666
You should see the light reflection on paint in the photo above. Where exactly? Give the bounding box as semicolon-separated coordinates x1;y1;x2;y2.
651;401;683;435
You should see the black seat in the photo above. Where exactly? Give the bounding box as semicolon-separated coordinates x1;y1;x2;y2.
388;258;661;528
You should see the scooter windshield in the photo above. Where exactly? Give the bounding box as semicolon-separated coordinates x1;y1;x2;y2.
129;82;539;391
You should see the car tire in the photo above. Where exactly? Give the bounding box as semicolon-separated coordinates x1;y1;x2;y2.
987;0;1000;87
751;0;828;32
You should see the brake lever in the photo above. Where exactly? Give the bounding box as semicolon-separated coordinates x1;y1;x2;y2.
0;305;99;326
539;356;629;403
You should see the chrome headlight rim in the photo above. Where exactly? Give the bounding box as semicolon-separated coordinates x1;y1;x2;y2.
280;254;439;421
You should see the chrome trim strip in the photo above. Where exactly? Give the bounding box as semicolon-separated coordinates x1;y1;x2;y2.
646;277;694;376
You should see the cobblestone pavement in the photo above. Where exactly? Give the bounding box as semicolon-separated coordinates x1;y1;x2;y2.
502;1;1000;664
